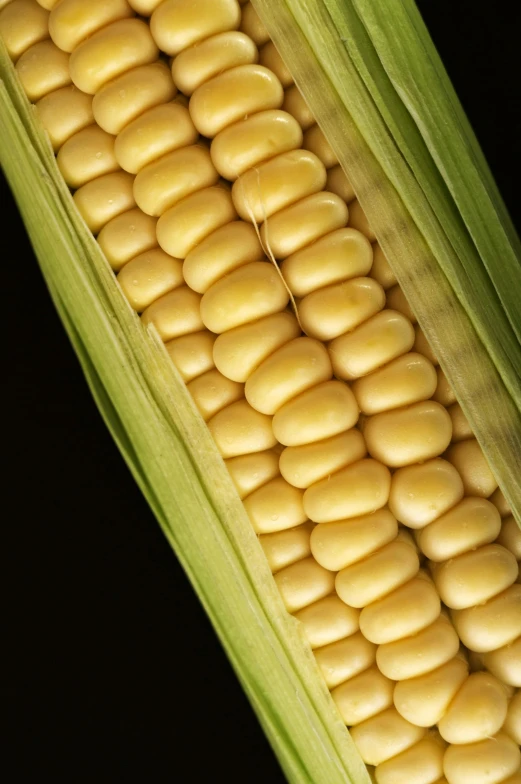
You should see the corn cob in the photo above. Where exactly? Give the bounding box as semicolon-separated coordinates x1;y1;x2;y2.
2;0;515;781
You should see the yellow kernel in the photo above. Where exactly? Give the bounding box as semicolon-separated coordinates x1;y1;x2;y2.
314;632;376;689
73;171;135;235
97;208;157;271
232;149;327;223
186;369;243;421
489;486;512;517
438;672;509;744
183;220;264;294
0;0;49;62
375;734;446;784
172;31;257;96
92;61;175;136
282;84;315;130
243;476;306;534
261;191;349;258
141;286;203;342
239;1;269;46
133;144;218;217
483;637;521;688
294;595;360;649
348;198;376;241
245;337;332;416
280;228;373;296
272;380;359;447
333;665;394;726
299;277;386;341
118;248;183;313
259;521;314;573
335;540;419;608
417;497;501;561
274;556;335;613
386;283;417;323
451;584;521;653
207;399;277;458
395;527;419;553
442;733;520;784
115;102;198;174
201;261;289;335
370;243;396;289
352;352;437;415
413;323;438;365
279;428;366;489
127;0;162;12
389;459;463;529
504;690;521;745
225;449;280;500
167;331;218;385
151;0;240;56
362;400;452;467
326;164;356;203
258;41;293;88
157;184;238;259
211;109;303;181
49;0;134;53
36;85;94;152
350;707;425;766
304;459;391;524
359;575;440;644
213;312;300;383
431;544;518;609
57;125;118;189
15;40;70;102
330;309;415;380
392;653;468;724
310;508;397;571
302;124;337;168
433;366;457;406
497;515;521;559
190;64;284;138
446;438;498;497
69;19;158;95
448;402;473;442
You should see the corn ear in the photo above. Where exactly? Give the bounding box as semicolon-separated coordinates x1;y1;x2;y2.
1;1;520;780
253;0;521;520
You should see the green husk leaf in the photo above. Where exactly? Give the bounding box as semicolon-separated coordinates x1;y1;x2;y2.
1;40;371;784
252;0;521;522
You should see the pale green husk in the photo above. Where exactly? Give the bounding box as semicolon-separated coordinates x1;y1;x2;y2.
0;39;370;784
1;0;520;780
253;0;521;522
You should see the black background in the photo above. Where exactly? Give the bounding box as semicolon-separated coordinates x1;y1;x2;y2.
2;3;520;782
